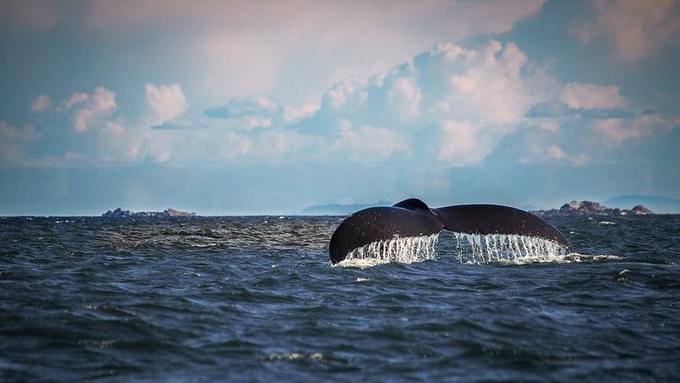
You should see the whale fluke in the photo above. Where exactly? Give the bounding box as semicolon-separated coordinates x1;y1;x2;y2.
433;204;572;249
329;198;572;264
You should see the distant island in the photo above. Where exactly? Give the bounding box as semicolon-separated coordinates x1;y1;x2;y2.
535;200;653;216
102;208;196;218
605;195;680;214
303;199;656;216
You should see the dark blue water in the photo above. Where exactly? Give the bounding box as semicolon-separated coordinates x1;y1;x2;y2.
1;215;680;382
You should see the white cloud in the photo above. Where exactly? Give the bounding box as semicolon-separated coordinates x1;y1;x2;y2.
336;120;408;161
63;93;89;109
545;145;589;165
206;95;280;119
591;114;678;143
31;95;51;112
438;120;482;165
288;40;549;165
63;87;117;132
283;102;320;124
559;83;626;110
145;83;187;123
205;95;282;131
388;77;422;119
322;77;373;111
443;41;532;125
573;0;680;62
122;129;174;163
518;144;589;166
38;39;679;168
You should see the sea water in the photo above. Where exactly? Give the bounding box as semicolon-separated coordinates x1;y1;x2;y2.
1;215;679;381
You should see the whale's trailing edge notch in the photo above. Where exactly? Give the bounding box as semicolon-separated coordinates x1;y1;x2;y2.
329;198;572;264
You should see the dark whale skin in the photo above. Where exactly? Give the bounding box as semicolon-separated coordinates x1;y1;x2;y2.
329;198;572;264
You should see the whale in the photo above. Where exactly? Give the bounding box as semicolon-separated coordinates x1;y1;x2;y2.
329;198;572;264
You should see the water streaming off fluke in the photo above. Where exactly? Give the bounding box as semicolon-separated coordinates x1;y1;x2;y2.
452;232;570;264
336;234;439;267
335;232;606;267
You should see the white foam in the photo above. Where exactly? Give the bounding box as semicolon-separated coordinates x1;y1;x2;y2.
265;352;323;361
452;232;569;264
335;234;439;268
449;232;620;265
496;252;620;265
333;232;620;268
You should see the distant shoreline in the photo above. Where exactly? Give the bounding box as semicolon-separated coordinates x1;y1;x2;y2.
2;200;676;217
101;208;196;218
533;200;653;216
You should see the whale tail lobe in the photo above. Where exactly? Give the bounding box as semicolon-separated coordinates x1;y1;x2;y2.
329;198;572;264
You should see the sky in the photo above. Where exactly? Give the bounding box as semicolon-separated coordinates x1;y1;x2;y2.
1;0;679;215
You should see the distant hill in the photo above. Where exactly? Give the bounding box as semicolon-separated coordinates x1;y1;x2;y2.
302;201;391;215
605;195;680;214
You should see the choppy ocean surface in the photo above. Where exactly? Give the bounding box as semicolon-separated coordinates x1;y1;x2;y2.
1;215;679;382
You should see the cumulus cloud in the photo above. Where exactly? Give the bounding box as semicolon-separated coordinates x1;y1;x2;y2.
388;78;422;119
63;93;89;109
205;95;280;119
19;39;677;169
517;144;588;166
200;40;562;165
573;0;680;62
205;95;282;130
283;40;548;165
31;95;51;112
438;120;484;165
526;101;632;120
592;114;679;143
559;83;626;110
63;87;117;132
444;41;533;125
283;102;320;124
335;120;408;161
543;145;588;165
145;83;187;123
526;83;633;124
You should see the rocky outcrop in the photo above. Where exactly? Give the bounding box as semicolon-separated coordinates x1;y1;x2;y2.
536;201;653;216
631;205;653;215
102;208;196;218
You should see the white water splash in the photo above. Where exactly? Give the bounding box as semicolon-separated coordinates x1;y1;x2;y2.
335;234;439;268
450;232;607;264
334;232;619;268
452;232;565;264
